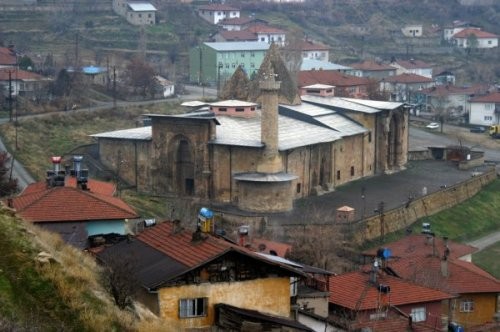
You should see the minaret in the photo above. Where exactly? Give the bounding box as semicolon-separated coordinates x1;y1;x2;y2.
257;63;283;174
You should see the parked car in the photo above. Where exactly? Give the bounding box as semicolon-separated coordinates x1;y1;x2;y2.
426;122;440;129
469;126;486;133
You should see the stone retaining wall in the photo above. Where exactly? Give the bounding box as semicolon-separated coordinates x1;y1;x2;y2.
353;167;496;243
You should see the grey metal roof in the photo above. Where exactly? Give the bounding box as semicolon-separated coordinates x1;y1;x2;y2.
97;239;188;290
204;41;270;52
212;112;343;150
280;103;367;136
301;95;403;114
233;172;298;182
128;2;157;11
300;58;352;71
90;126;152;141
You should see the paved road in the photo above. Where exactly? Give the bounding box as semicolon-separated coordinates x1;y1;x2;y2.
467;231;500;252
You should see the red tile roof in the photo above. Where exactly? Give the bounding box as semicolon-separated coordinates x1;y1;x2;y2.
352;315;437;332
382;73;434;84
245;24;286;34
10;186;138;223
298;70;371;88
137;221;238;267
470;91;500;103
9;177;137;223
362;234;477;260
218;30;258;42
350;60;395;71
392;59;432;69
0;68;44;81
22;177;116;196
136;221;307;277
388;255;500;295
329;270;454;311
453;28;497;39
198;4;239;11
420;84;489;97
299;40;330;51
218;17;255;25
0;47;17;66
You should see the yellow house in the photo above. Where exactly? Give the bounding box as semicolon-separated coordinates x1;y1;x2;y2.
98;220;312;331
386;239;500;331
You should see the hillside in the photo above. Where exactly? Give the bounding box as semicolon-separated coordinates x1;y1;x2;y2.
0;205;165;331
0;0;498;84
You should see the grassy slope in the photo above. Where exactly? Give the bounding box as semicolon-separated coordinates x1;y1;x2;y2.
0;207;134;330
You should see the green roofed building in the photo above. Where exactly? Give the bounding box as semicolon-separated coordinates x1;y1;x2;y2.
189;42;270;87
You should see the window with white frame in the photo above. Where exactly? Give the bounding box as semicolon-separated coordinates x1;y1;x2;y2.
179;298;207;318
485;104;493;110
410;307;426;322
460;299;474;313
484;116;493;121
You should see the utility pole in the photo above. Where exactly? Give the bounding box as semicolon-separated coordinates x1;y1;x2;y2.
7;69;14;122
75;32;79;68
113;66;117;108
199;45;204;98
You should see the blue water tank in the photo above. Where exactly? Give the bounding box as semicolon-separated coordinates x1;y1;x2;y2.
199;207;214;219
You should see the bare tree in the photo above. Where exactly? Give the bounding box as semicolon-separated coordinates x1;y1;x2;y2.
124;57;156;99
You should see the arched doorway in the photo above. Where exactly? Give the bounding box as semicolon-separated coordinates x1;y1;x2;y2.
169;136;195;196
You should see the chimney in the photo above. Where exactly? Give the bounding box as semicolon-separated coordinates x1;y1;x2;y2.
172;219;182;234
51;156;62;172
369;258;379;284
238;225;249;247
440;258;449;277
73;155;83;178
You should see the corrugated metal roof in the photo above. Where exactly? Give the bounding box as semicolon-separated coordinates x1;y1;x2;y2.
212;112;343;150
280;103;367;136
128;2;157;11
301;83;335;89
301;95;403;114
300;59;351;71
90;126;152;140
204;41;270;52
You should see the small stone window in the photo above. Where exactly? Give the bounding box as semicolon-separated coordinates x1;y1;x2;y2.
336;170;341;180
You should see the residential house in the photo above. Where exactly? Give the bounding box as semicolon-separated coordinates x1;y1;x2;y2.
350;60;397;79
125;2;156;25
197;4;240;25
211;30;258;43
417;84;489;117
298;40;330;62
189;41;270;85
297;70;372;98
362;234;478;263
468;91;500;126
442;21;480;41
97;220;312;331
0;46;17;68
380;73;435;102
434;70;456;86
390;58;433;78
401;24;423;37
6;156;139;249
82;65;108;86
389;255;500;330
0;67;51;99
218;17;267;31
452;28;498;49
328;269;455;331
154;75;175;98
245;24;287;46
361;233;500;330
112;0;156;25
300;59;352;74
